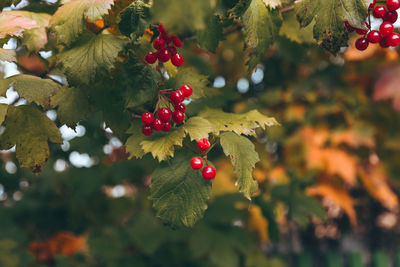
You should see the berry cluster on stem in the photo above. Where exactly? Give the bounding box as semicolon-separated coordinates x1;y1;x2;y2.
190;139;217;180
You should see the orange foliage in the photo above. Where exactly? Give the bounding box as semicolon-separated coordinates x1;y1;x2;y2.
247;205;269;242
344;38;398;62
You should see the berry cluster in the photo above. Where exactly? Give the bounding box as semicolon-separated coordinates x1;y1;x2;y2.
190;139;217;180
141;84;193;136
346;0;400;50
145;24;184;66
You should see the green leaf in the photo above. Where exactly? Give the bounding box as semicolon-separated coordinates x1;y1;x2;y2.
125;123;146;159
198;15;223;53
220;132;259;199
0;105;62;172
183;117;213;141
50;86;89;128
140;127;186;162
0;74;60;109
229;0;252;17
242;0;282;70
279;12;315;44
198;107;279;135
0;48;16;62
0;104;8;125
50;0;114;45
58;32;128;84
119;0;149;38
149;151;212;227
295;0;367;54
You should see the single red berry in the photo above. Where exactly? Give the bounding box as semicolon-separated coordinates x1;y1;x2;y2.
387;0;400;11
190;157;203;170
142;125;152;136
158;108;172;122
157;48;170;62
141;112;154;125
373;6;387;18
180;84;193;97
158;23;167;35
202;166;216;180
367;30;382;43
355;37;369;50
171;53;183;67
153;37;165;50
152;118;163;131
197;138;211;151
380;22;394;36
177;89;186;102
387;32;400;46
169;91;182;104
162;121;171;132
172;35;183;47
167;45;177;56
145;52;157;64
172;110;185;123
380;36;390;47
355;28;368;35
344;21;355;32
174;103;186;113
384;10;399;23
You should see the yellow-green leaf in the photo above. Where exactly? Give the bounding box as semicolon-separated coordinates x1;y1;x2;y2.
183;117;213;141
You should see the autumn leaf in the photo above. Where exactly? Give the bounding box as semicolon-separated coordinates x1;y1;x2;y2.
0;11;39;39
373;64;400;111
331;127;375;148
247;205;269;242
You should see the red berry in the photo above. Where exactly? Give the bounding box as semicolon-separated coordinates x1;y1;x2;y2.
172;35;183;47
384;10;398;23
167;45;177;56
152;118;163;131
162;121;171;132
197;138;210;151
174;103;186;113
380;36;390;47
367;30;382;43
380;22;394;36
158;23;167;36
344;21;355;32
157;48;170;62
142;125;152;136
387;0;400;11
180;84;193;97
158;108;172;122
141;112;154;125
145;52;157;64
190;157;203;170
355;28;368;35
355;37;369;50
387;32;400;46
153;37;165;50
171;53;183;67
373;6;387;18
202;166;216;180
169;91;182;104
172;110;185;123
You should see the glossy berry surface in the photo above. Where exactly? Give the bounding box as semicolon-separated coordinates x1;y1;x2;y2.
180;85;193;97
384;10;398;23
380;22;394;36
170;91;182;104
153;37;165;50
145;52;157;64
387;32;400;46
367;30;382;43
152;118;163;131
172;111;185;123
190;157;203;170
197;138;211;151
387;0;400;11
171;53;183;67
158;108;172;122
355;28;368;35
373;6;387;18
174;103;186;113
157;48;171;62
141;112;154;125
142;125;152;136
355;38;369;50
202;166;216;180
162;121;171;132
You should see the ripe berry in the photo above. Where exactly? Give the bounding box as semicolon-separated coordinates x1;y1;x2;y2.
152;118;163;131
355;28;368;35
380;36;390;47
190;157;203;170
387;0;400;11
367;30;382;43
176;89;185;102
344;21;355;32
180;84;193;97
169;91;182;104
172;110;185;123
380;22;394;36
158;23;167;36
373;6;387;18
158;108;172;122
141;112;154;125
172;35;183;47
162;121;171;132
384;10;398;23
145;52;157;64
174;103;186;113
142;125;152;136
171;53;183;67
153;37;165;50
202;166;216;180
167;45;177;56
355;37;369;50
197;138;211;151
157;48;171;62
387;32;400;46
